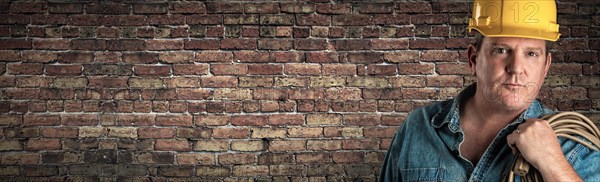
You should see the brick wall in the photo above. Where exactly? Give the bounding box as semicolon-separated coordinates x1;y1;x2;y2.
0;0;598;181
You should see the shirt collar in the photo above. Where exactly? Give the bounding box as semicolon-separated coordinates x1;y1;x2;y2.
431;83;551;132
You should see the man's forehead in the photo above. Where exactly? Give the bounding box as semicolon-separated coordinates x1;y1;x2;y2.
483;37;546;47
483;36;546;48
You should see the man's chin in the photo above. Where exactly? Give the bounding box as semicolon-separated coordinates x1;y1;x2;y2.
496;96;533;111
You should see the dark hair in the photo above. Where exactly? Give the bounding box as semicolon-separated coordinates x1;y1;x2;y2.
472;31;553;55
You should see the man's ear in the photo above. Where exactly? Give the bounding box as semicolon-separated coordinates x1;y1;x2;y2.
467;45;478;76
543;52;552;78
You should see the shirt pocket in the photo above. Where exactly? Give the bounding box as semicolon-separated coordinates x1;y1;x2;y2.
400;168;445;182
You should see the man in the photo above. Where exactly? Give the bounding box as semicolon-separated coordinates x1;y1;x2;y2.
379;0;599;181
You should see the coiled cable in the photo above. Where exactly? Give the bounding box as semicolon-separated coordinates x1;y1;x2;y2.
503;112;600;182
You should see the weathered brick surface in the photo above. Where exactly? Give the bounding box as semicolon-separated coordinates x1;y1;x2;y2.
0;1;596;180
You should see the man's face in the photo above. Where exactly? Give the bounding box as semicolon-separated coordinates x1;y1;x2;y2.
469;36;551;111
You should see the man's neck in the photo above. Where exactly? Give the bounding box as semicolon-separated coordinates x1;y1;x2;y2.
462;91;527;128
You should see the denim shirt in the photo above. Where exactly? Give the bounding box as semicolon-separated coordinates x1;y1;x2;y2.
379;84;600;182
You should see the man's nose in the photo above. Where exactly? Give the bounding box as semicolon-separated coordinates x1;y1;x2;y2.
506;54;525;75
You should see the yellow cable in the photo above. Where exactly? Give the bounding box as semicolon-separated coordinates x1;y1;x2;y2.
504;112;600;182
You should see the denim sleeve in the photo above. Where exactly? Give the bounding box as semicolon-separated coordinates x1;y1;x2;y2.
379;118;409;182
561;137;600;180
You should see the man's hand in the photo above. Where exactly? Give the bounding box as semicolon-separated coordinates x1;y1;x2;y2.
506;118;582;181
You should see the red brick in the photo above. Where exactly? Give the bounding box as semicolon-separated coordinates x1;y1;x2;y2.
422;50;459;62
258;39;293;50
46;65;82;76
320;64;354;76
88;77;128;88
402;88;436;99
410;39;446;49
6;88;39;100
436;63;471;75
367;65;397;75
0;50;20;62
332;152;364;163
25;139;61;151
552;87;587;100
58;52;93;63
426;75;463;87
186;15;223;25
0;39;32;49
211;64;248;75
372;39;409;50
67;14;101;25
206;2;243;13
10;2;46;13
7;63;43;75
156;139;191;151
332;14;372;26
234;51;271;63
94;52;121;63
70;39;107;51
268;114;305;125
316;3;351;14
294;39;327;50
549;63;582;75
347;52;384;64
195;52;233;62
297;15;330;27
269;140;306;151
85;3;130;14
381;115;406;126
398;63;434;75
156;115;193;126
373;14;410;25
48;3;82;13
41;127;78;138
259;14;294;25
288;89;325;100
171;1;206;14
202;76;237;88
230;115;267;126
285;63;321;75
342;139;377;150
270;52;304;63
107;39;146;51
248;64;283;75
242;26;260;37
0;14;29;24
173;64;209;75
244;3;279;13
61;114;97;126
0;115;22;126
324;88;361;100
23;114;60;126
158;166;193;177
184;39;220;50
21;51;55;64
566;51;598;63
148;14;185;25
213;128;249;139
354;3;393;13
132;3;167;14
134;65;171;76
411;14;448;24
334;40;371;51
176;88;211;100
96;27;119;38
146;39;183;50
446;38;473;49
32;39;69;50
221;38;257;50
117;114;155;126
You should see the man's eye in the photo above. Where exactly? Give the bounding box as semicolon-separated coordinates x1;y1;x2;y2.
527;52;539;57
493;48;507;54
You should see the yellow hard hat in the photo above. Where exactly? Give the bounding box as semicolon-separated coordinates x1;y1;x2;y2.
468;0;560;41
